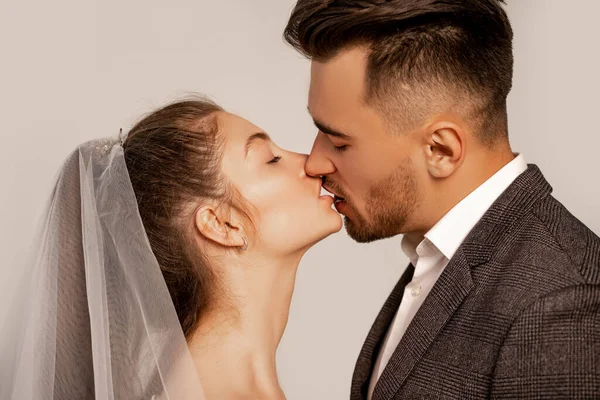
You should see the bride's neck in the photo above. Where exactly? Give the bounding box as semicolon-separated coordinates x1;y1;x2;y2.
188;252;302;399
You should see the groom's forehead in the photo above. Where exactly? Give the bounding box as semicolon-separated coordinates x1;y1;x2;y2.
308;55;370;130
307;90;387;143
309;50;367;100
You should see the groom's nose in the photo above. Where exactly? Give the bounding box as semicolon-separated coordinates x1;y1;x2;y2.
305;132;336;178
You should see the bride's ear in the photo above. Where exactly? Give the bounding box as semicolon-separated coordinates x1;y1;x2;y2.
194;206;246;249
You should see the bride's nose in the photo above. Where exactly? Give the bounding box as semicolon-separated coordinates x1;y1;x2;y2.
289;152;310;178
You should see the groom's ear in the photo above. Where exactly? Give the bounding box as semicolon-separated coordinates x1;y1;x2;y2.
194;205;246;249
422;120;465;179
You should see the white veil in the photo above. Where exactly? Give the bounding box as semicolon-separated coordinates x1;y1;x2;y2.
0;139;205;400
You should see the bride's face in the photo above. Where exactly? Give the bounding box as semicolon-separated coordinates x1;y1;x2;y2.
219;112;342;253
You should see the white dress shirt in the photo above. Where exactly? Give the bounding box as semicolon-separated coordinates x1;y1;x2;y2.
367;154;528;399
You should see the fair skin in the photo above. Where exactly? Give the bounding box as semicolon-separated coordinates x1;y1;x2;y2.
307;46;515;242
187;112;342;399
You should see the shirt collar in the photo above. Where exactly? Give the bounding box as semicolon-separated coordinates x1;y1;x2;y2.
401;153;528;262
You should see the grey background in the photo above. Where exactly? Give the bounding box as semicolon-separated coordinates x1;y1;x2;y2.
0;1;598;399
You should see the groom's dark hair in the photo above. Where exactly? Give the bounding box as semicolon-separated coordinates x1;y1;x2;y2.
284;0;514;144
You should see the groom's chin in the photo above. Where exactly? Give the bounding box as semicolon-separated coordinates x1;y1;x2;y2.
344;217;379;243
343;216;401;244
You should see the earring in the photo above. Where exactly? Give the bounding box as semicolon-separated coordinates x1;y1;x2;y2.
240;237;248;251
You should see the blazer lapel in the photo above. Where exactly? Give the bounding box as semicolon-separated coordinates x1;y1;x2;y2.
351;264;415;400
370;164;553;400
371;250;473;400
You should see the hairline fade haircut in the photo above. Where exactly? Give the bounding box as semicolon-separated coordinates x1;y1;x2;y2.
284;0;514;143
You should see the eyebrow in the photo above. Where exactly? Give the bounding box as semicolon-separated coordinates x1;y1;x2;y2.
307;108;353;140
244;132;271;158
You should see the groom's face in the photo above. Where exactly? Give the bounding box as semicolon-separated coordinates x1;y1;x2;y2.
306;47;422;243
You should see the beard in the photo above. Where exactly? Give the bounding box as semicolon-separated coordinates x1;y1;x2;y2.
344;159;419;243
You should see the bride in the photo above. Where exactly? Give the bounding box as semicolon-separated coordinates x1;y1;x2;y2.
0;97;341;399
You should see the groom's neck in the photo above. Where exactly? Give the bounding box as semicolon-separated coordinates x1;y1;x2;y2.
410;148;516;235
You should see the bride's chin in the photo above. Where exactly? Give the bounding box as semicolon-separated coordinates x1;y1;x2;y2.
325;210;344;233
311;215;344;244
284;214;343;254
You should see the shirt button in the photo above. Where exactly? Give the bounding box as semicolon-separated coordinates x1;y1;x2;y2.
411;285;422;297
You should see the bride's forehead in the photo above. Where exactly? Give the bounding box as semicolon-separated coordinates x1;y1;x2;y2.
217;112;262;142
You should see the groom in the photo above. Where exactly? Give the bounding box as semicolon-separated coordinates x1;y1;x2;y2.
284;1;600;399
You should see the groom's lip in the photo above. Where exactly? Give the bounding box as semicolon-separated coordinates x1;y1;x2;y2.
322;184;345;200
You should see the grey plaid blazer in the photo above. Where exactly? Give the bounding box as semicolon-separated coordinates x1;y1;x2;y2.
351;165;600;399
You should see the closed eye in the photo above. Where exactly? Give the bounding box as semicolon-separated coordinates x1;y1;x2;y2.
334;145;348;152
267;156;282;164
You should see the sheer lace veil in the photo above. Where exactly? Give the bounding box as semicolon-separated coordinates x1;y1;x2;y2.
0;139;205;399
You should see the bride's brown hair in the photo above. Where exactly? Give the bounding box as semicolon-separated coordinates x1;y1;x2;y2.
123;97;250;339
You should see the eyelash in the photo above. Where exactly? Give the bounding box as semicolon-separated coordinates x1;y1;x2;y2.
267;156;282;164
334;145;348;153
